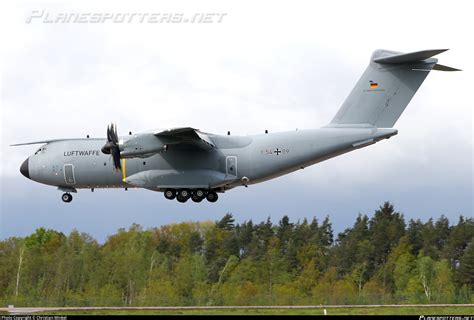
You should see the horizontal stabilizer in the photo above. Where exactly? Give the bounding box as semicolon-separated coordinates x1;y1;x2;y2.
432;63;462;72
373;49;448;64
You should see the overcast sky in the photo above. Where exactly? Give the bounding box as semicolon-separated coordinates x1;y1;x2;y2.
1;0;472;242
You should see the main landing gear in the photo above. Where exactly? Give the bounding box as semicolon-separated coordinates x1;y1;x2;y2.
61;193;73;203
164;188;218;203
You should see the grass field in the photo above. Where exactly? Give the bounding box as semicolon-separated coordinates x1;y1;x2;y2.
3;306;472;316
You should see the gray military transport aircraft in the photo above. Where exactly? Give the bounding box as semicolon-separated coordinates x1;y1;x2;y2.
13;49;459;203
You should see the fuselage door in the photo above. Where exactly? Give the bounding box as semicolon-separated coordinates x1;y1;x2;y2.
226;156;237;176
64;164;76;185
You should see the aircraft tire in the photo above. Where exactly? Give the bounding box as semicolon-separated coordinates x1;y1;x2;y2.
164;189;176;200
195;189;205;198
178;189;190;199
191;194;203;203
177;194;188;203
62;193;73;203
206;191;218;203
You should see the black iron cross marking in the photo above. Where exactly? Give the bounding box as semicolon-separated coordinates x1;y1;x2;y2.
274;148;281;155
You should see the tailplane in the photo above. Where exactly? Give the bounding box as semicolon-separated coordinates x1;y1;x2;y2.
329;49;460;128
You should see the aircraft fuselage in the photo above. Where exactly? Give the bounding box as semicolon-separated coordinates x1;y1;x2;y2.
21;127;397;197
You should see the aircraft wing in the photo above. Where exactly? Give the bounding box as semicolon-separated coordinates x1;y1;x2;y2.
11;139;73;146
154;127;215;150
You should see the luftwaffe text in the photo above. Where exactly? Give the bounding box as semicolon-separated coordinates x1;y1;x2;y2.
64;150;100;156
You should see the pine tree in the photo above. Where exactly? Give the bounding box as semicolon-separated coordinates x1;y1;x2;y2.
456;241;474;288
217;213;235;231
369;202;406;269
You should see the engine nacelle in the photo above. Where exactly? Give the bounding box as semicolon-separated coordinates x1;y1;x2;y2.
120;133;166;158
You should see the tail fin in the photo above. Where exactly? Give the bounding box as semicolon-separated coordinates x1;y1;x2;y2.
329;49;460;128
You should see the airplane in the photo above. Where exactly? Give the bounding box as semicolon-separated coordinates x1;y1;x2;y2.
12;49;459;203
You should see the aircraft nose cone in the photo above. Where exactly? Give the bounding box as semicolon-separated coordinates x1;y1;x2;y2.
20;158;30;179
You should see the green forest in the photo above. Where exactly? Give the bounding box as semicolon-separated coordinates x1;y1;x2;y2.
1;202;473;307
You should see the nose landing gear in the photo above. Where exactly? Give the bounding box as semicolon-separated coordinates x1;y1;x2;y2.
58;187;77;203
61;193;73;203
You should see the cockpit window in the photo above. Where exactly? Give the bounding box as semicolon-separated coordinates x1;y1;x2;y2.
34;147;46;155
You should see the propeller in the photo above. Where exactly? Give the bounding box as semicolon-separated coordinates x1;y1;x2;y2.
101;123;122;171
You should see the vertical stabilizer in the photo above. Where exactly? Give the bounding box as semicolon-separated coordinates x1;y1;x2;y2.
329;49;459;128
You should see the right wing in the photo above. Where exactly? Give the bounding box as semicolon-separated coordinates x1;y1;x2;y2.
11;139;71;146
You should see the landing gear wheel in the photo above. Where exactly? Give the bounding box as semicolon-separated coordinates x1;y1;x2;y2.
195;189;205;198
177;194;188;203
191;193;203;203
178;189;190;199
62;193;73;203
164;189;176;200
206;191;218;203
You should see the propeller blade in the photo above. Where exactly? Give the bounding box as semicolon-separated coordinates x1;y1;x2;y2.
101;123;122;171
107;124;113;143
111;147;122;170
111;123;119;144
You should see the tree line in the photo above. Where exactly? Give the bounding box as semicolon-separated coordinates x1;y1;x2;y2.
0;202;472;306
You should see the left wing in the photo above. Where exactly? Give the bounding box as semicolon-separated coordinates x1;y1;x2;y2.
154;127;215;150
